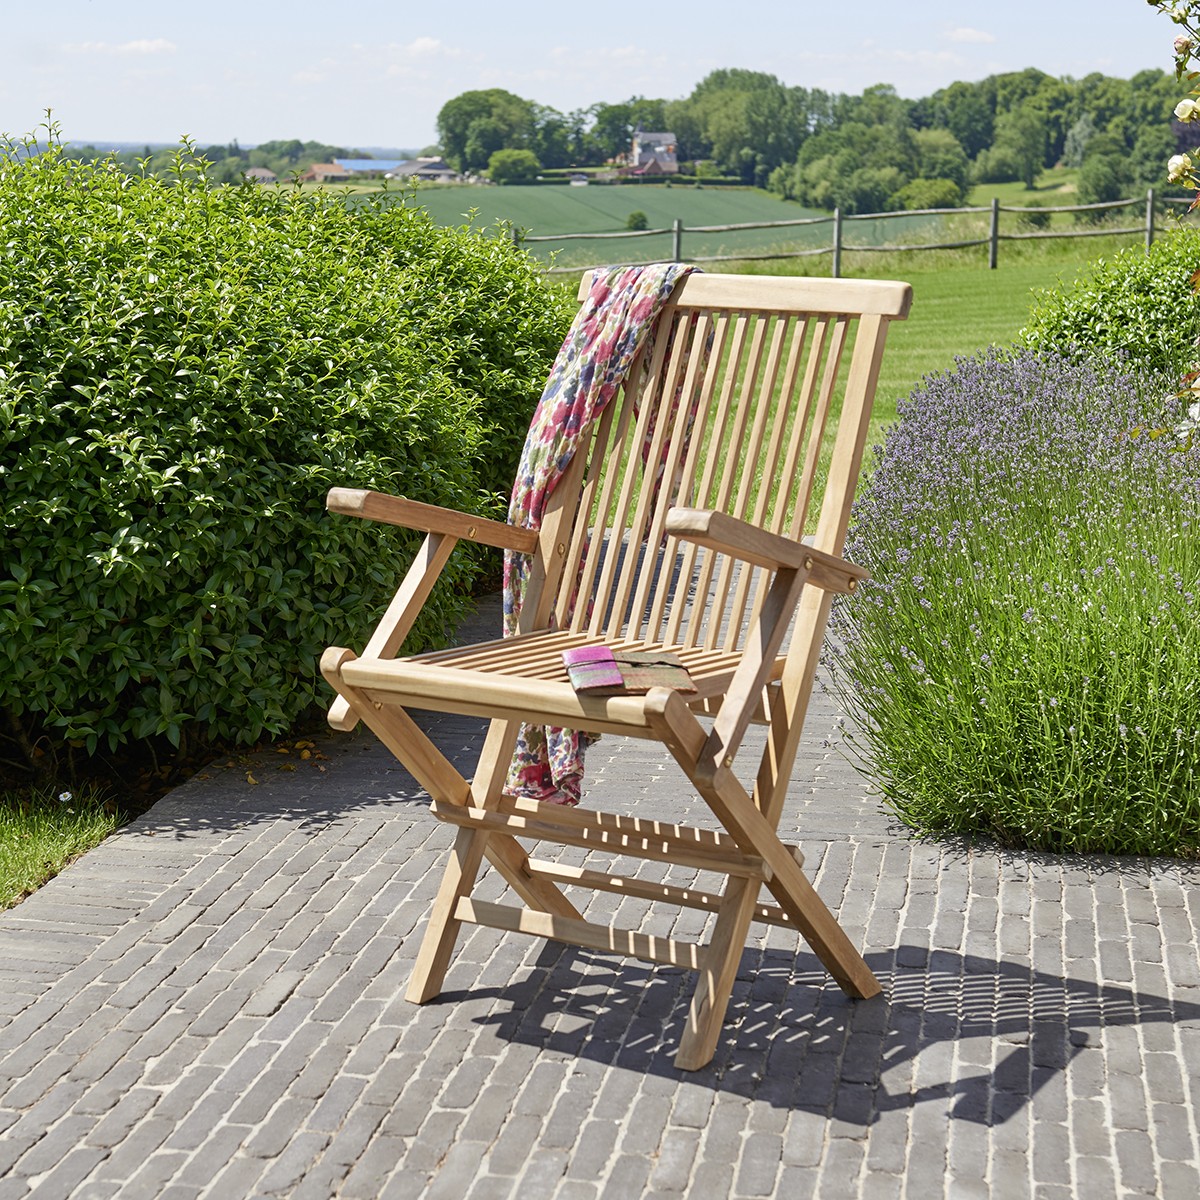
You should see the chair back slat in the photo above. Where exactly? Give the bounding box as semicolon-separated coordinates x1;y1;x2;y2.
599;319;695;640
538;273;908;657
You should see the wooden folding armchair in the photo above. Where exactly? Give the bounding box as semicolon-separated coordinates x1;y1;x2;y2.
321;270;911;1069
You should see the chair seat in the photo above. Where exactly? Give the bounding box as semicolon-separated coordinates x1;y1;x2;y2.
336;630;778;737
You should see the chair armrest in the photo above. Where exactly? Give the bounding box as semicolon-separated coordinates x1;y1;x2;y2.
327;488;539;554
665;507;868;594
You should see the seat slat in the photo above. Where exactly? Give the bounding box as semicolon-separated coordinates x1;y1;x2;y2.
431;798;771;879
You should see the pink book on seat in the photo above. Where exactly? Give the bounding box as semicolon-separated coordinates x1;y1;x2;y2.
562;646;625;694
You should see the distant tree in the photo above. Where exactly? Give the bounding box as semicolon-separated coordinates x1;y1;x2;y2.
625;210;649;230
487;148;541;185
914;128;969;194
463;118;508;175
892;177;962;210
1129;125;1179;187
586;97;670;164
993;104;1048;188
437;89;534;173
1076;152;1128;213
836;83;912;127
1126;68;1179;134
971;144;1024;184
769;118;918;212
934;81;994;158
1073;73;1133;142
667;70;815;181
993;67;1056;115
529;105;572;169
1081;130;1126;161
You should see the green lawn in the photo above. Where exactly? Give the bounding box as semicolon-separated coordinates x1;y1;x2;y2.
727;234;1152;437
0;786;119;910
872;261;1065;415
403;181;805;234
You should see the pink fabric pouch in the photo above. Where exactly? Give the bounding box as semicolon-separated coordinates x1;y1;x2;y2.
562;646;625;694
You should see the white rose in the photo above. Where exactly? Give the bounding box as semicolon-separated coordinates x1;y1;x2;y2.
1168;152;1193;181
1176;97;1200;121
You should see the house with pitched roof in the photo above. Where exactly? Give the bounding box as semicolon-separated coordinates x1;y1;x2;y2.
630;127;679;175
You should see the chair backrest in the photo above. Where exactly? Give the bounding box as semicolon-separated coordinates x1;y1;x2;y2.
528;271;911;653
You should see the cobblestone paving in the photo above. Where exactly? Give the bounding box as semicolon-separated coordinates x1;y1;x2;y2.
1;598;1198;1198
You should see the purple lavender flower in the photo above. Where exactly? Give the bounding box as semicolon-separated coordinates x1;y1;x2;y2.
829;348;1200;856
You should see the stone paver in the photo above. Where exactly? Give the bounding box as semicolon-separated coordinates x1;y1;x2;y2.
1;595;1198;1197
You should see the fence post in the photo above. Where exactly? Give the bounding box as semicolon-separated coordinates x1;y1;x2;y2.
672;218;683;263
832;208;842;278
1146;188;1156;253
988;198;999;270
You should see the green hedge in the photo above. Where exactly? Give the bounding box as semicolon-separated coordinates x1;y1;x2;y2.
0;136;572;770
1019;228;1200;376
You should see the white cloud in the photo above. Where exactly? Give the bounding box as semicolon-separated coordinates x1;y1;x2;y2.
64;39;178;56
377;37;463;60
945;27;996;45
405;37;448;58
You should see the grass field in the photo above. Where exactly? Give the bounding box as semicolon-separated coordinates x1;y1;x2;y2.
866;260;1073;431
399;182;940;267
722;233;1151;437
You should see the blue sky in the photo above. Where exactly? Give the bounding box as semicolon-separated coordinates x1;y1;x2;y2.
3;2;1178;150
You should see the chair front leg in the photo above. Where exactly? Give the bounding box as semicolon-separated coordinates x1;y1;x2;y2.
675;874;761;1070
645;688;880;1002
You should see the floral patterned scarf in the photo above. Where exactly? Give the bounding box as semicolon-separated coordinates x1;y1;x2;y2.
502;262;697;805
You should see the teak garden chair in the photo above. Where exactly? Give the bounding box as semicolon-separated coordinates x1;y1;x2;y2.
320;270;912;1069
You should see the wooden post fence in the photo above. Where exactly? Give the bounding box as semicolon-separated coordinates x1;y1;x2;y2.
521;190;1187;276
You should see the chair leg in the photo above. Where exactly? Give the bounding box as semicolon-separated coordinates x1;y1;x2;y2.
406;823;490;1003
322;654;585;920
675;874;760;1071
332;699;583;1003
468;718;585;921
646;689;881;1001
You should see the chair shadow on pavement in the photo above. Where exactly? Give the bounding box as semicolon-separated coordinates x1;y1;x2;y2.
453;941;1200;1128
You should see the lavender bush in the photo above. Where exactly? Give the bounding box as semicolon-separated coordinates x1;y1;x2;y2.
830;349;1200;857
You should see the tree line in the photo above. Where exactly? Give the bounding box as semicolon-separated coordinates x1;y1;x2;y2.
437;66;1190;211
61;139;371;184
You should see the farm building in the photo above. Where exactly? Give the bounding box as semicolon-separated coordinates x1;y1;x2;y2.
384;158;458;183
629;127;679;175
300;163;351;183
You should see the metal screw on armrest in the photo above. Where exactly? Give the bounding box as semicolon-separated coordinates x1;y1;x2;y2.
804;556;813;570
557;542;566;556
467;525;477;537
848;579;857;591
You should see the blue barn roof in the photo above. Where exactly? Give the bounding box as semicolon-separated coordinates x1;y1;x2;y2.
333;158;407;173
